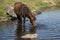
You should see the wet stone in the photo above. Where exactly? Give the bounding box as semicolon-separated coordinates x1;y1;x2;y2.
21;34;38;38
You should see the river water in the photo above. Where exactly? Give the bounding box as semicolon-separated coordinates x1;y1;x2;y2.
0;7;60;40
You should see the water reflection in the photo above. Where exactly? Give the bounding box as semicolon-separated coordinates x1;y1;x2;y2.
0;7;60;40
15;21;37;40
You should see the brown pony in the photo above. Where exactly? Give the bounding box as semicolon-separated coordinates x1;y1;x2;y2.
14;2;37;27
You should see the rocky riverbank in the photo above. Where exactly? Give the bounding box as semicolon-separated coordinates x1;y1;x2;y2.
0;17;8;22
0;5;60;22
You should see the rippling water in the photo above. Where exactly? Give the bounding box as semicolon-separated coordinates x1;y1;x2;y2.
36;9;60;40
0;8;60;40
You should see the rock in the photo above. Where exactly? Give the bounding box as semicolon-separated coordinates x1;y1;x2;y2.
5;5;17;17
21;34;38;38
0;16;9;22
32;10;42;16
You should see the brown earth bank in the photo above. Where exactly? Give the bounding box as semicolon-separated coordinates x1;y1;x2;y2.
0;0;3;2
43;0;56;5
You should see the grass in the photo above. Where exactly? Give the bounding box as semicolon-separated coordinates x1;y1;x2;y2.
56;0;60;5
0;0;60;17
0;0;16;17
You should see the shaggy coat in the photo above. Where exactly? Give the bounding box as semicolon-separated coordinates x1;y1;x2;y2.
14;2;37;27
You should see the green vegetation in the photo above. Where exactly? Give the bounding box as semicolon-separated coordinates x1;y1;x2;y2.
0;0;16;17
0;0;60;18
56;0;60;5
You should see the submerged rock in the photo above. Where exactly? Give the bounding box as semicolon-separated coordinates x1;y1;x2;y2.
21;34;38;38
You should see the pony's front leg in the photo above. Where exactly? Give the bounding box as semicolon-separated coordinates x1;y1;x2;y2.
30;17;37;27
17;15;22;24
28;15;37;27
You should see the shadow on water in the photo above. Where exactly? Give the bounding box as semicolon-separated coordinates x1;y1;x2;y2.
15;21;38;40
